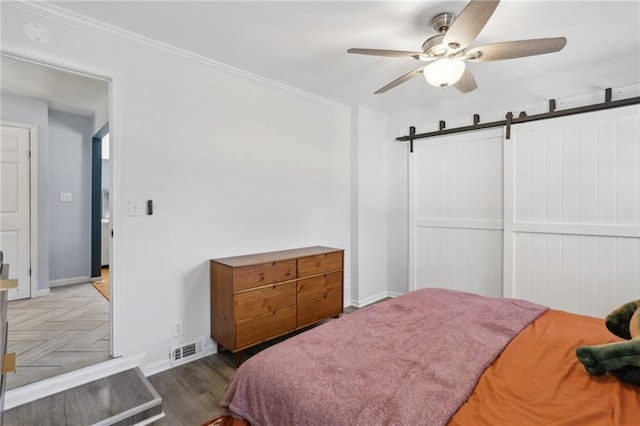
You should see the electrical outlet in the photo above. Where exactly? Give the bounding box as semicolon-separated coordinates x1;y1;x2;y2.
172;320;183;337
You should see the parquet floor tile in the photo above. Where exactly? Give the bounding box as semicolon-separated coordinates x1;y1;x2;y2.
5;283;111;389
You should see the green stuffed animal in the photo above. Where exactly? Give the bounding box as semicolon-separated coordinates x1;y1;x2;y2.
576;300;640;386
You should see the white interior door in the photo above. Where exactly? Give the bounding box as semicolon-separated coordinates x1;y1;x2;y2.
0;124;31;300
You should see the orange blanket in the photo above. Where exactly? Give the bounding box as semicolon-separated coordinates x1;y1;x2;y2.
449;309;640;425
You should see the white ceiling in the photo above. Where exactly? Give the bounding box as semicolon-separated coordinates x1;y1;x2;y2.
12;1;640;117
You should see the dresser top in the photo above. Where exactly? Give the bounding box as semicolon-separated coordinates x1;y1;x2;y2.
211;246;343;267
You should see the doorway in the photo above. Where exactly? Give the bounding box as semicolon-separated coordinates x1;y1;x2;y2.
91;127;110;300
0;51;116;388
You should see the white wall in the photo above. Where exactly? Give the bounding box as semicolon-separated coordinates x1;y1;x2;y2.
93;96;109;135
0;92;50;291
48;110;93;283
350;107;389;306
1;4;358;373
386;126;409;296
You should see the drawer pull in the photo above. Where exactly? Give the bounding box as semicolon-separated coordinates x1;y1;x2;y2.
2;352;16;373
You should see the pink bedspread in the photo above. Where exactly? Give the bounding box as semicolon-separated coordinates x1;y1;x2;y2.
220;288;548;426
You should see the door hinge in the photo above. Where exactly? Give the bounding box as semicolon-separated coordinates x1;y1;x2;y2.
29;268;32;276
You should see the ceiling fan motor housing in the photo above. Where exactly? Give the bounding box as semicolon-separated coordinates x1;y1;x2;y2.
422;34;448;57
422;13;457;58
430;12;455;33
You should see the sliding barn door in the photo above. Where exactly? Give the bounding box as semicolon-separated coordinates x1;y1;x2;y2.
409;129;504;296
409;105;639;317
505;106;640;317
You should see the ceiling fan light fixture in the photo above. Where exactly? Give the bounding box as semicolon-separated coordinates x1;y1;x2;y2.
348;0;567;95
423;57;465;88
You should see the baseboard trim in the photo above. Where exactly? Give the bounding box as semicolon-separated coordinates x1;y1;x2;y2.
4;353;145;410
142;343;216;377
49;276;91;287
36;288;51;298
351;291;400;308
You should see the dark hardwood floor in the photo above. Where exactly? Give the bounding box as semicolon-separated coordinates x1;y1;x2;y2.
149;305;360;425
148;352;236;425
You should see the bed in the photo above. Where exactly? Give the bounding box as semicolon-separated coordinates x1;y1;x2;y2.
218;288;640;425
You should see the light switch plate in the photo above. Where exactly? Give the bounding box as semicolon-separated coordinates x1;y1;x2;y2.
59;192;72;202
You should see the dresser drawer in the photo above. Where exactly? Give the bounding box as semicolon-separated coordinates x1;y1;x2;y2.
233;259;296;291
297;251;343;277
297;289;342;328
297;271;343;305
235;305;296;349
234;282;296;321
297;271;343;327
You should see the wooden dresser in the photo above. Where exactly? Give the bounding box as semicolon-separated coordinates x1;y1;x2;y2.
210;246;344;361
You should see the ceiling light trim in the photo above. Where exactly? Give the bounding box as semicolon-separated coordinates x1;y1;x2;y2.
5;1;352;113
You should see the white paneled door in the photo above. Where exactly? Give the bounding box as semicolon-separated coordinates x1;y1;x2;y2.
505;106;640;317
0;124;31;300
409;129;504;297
409;105;639;318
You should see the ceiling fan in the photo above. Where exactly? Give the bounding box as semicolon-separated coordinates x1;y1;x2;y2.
347;0;566;94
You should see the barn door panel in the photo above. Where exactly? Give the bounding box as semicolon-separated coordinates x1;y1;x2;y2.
409;129;504;296
504;105;640;317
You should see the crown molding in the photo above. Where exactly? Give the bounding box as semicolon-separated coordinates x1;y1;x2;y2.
354;105;389;120
5;0;352;112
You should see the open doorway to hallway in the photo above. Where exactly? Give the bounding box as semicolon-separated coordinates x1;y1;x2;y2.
1;53;114;389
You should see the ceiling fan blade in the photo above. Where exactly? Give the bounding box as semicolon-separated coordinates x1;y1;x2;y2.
443;0;500;51
453;68;478;93
347;48;423;59
374;67;425;94
465;37;567;62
